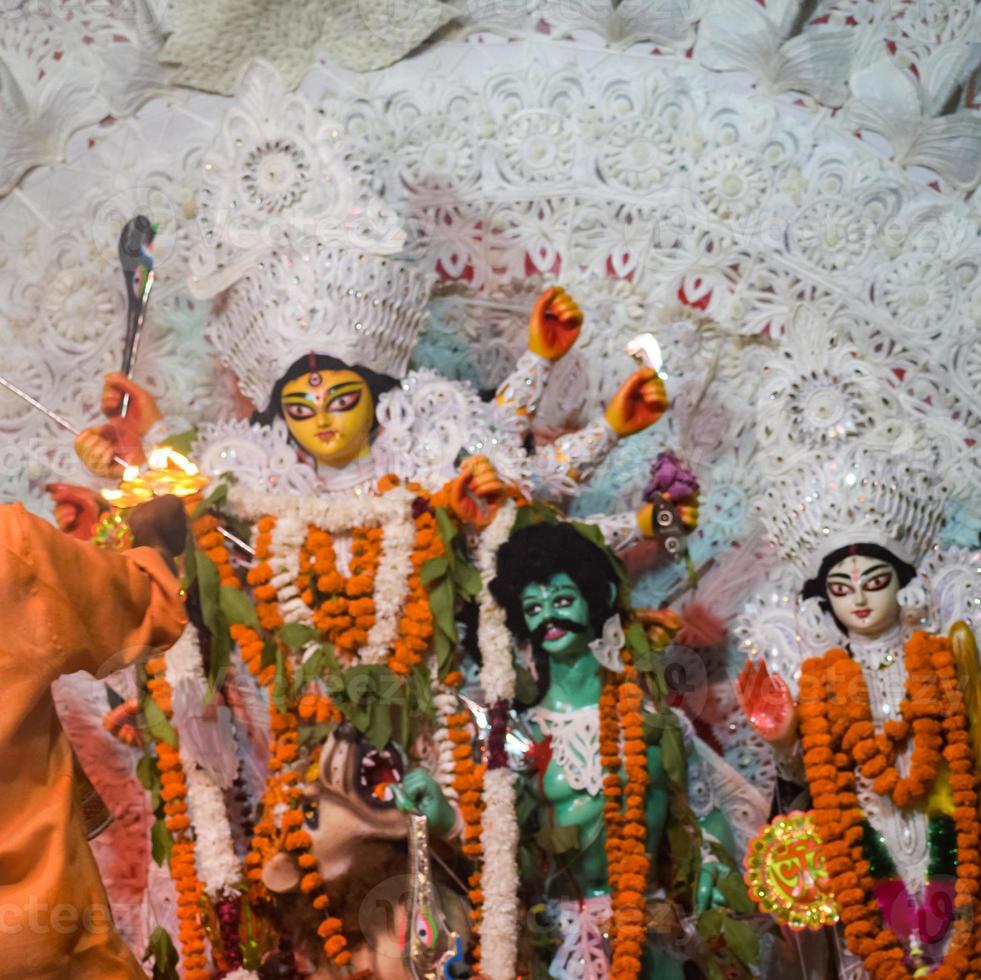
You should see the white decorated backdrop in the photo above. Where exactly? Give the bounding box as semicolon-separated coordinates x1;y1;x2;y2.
1;0;980;960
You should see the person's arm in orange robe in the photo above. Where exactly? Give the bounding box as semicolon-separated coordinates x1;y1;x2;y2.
0;501;186;679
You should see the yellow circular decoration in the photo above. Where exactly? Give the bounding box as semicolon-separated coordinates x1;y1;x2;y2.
743;810;839;931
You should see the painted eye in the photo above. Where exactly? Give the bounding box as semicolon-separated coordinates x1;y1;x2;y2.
326;389;363;413
302;800;319;830
864;573;893;592
523;603;542;617
827;582;854;597
414;911;436;947
554;596;574;608
285;403;316;420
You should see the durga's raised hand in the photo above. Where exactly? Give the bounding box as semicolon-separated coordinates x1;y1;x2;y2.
604;368;668;437
448;454;505;528
736;658;798;749
45;482;106;540
528;285;583;362
75;373;162;477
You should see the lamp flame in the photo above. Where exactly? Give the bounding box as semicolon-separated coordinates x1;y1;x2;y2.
100;445;209;508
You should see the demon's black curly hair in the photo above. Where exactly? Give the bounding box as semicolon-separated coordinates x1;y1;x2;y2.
250;353;398;436
490;522;619;705
801;542;917;635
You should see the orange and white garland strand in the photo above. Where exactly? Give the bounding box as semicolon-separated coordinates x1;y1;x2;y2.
473;500;519;980
599;650;650;980
229;486;417;665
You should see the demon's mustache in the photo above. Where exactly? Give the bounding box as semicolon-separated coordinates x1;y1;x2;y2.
530;618;588;646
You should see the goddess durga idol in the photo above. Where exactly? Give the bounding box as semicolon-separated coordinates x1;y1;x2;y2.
52;63;709;980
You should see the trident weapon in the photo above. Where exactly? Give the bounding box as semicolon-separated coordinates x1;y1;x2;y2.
118;216;156;417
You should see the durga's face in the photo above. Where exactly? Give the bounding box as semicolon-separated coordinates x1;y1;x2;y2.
825;553;901;638
281;368;374;468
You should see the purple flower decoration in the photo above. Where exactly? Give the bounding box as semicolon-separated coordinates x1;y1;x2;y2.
487;699;510;771
643;451;700;503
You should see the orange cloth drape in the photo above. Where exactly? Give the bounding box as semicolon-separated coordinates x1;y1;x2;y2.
0;503;185;978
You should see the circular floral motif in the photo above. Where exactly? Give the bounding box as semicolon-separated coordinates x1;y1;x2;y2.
40;264;122;350
240;139;311;213
598;117;677;192
876;255;956;335
762;368;876;454
695;148;768;221
787;198;875;272
399;123;477;193
499;112;574;181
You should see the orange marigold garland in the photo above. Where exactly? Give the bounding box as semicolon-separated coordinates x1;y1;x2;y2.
392;499;444;677
193;510;350;970
800;632;981;980
304;524;381;660
450;698;486;968
145;654;210;980
600;650;650;980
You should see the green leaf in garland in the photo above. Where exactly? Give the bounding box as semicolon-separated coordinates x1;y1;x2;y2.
659;716;687;790
219;585;259;629
293;644;330;696
298;722;335;748
150;816;173;866
716;869;755;915
190;476;230;520
143;698;177;747
667;820;696;888
451;560;482;600
428;576;458;641
261;636;277;670
432;506;481;600
136;753;154;790
627;621;657;674
570;519;630;595
704;957;727;980
421;556;448;586
512;499;559;532
722;916;759;969
434;507;458;550
144;924;180;980
160;428;200;461
195;549;232;695
181;527;199;592
434;629;454;680
277;623;318;651
409;663;435;719
136;753;162;811
272;649;289;716
696;907;725;940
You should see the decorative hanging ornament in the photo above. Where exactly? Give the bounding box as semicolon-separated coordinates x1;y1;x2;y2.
743;810;839;931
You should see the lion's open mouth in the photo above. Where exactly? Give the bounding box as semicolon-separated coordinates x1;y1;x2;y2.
357;744;404;806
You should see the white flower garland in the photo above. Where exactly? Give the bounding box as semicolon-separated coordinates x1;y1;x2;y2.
269;514;314;627
480;767;520;980
432;662;460;803
223;969;260;980
231;486;416;664
163;630;241;897
476;499;518;703
472;500;519;979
